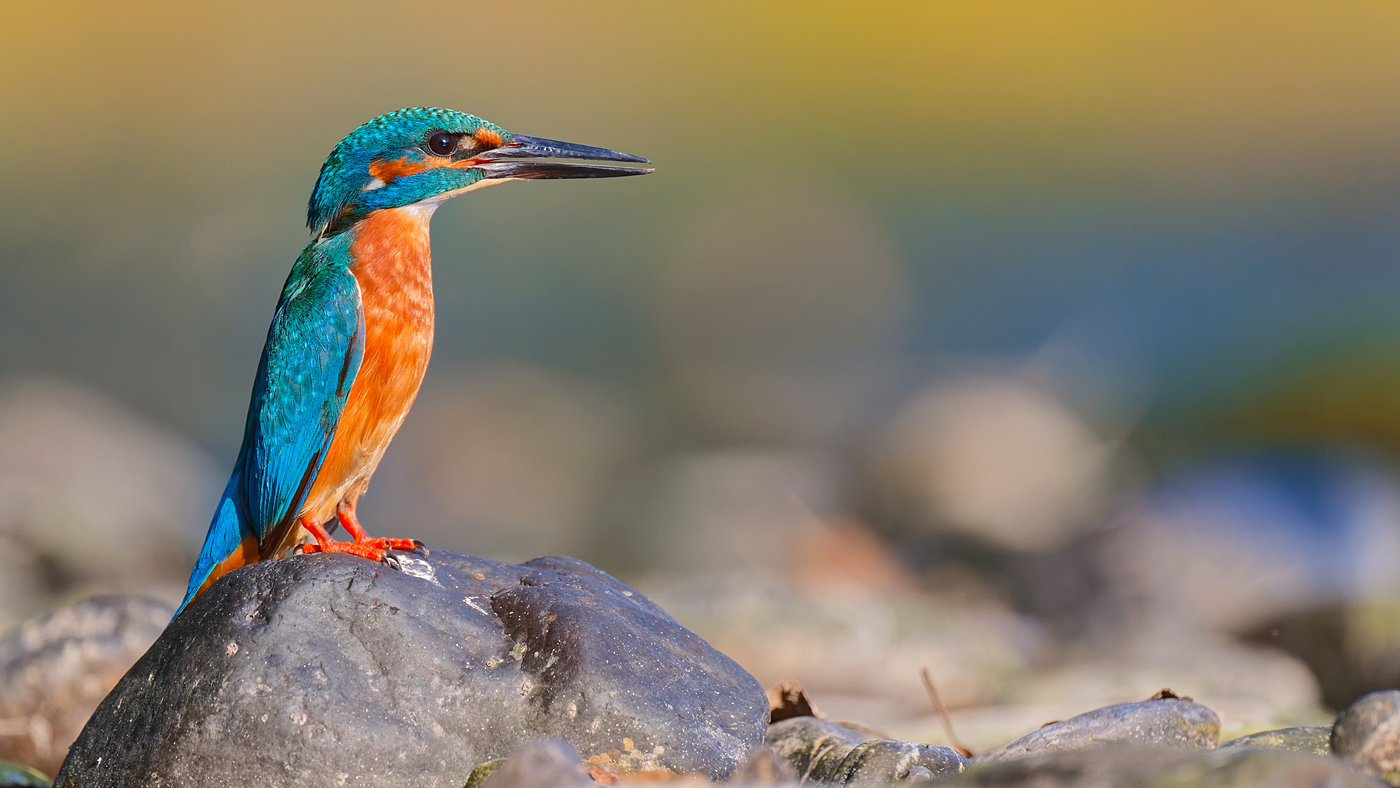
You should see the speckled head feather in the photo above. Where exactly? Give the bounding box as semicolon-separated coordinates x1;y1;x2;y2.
307;107;509;238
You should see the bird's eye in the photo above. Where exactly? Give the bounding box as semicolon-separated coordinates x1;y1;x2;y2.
427;132;455;156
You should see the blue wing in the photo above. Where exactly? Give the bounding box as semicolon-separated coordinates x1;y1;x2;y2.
178;248;364;614
241;261;364;548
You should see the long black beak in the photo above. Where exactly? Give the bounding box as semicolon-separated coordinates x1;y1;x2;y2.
473;134;653;180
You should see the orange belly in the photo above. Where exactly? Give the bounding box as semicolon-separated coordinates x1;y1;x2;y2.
297;204;435;532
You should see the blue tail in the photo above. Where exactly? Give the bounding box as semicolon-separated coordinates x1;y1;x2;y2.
176;470;256;617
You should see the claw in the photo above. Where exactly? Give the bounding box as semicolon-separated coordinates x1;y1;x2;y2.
384;551;440;585
295;515;424;564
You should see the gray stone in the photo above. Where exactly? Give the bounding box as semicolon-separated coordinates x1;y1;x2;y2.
957;744;1383;788
1334;690;1400;784
764;717;966;784
53;552;768;788
957;746;1384;787
479;740;590;788
0;595;172;776
1221;726;1331;756
729;745;798;785
971;699;1220;765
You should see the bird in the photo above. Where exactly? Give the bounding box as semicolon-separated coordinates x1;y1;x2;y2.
177;107;650;614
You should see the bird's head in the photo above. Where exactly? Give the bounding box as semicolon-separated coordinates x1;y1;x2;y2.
307;107;651;237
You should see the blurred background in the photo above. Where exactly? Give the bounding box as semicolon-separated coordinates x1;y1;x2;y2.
5;0;1400;761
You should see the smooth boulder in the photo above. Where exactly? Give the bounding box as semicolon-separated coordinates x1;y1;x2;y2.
53;551;768;788
972;699;1220;765
1334;690;1400;785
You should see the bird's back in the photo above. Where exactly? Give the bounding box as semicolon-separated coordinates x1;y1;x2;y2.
179;240;366;611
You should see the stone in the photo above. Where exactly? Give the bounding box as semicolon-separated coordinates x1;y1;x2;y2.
729;745;797;785
0;760;50;788
53;551;768;788
479;740;590;788
971;699;1220;765
1334;690;1400;784
956;746;1384;787
765;716;966;784
1220;726;1332;756
0;595;172;776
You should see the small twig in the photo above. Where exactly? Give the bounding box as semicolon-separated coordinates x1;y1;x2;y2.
920;666;973;758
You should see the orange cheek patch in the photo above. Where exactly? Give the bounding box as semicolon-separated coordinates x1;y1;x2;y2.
368;156;433;182
475;128;504;148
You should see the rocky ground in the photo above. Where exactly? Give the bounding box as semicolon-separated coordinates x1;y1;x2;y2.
0;549;1396;787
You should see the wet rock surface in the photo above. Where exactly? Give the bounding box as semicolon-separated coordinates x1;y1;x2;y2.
52;551;768;788
764;716;967;784
1334;690;1400;785
955;746;1384;787
1220;726;1332;756
970;699;1220;765
0;595;171;776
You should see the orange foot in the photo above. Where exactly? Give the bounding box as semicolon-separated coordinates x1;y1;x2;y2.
297;502;425;561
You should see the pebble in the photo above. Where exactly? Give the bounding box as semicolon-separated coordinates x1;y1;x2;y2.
1333;690;1400;785
957;746;1384;787
764;716;966;784
1220;726;1331;756
729;745;797;785
971;699;1220;765
478;740;590;788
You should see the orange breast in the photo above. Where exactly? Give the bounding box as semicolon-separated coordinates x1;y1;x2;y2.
298;204;436;526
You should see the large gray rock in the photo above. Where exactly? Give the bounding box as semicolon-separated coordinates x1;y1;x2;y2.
1334;690;1400;785
764;716;967;784
53;552;768;788
972;699;1220;765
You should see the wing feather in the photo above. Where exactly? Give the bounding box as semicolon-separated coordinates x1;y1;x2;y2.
238;258;364;554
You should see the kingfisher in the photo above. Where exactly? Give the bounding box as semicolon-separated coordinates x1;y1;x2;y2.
178;107;650;613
